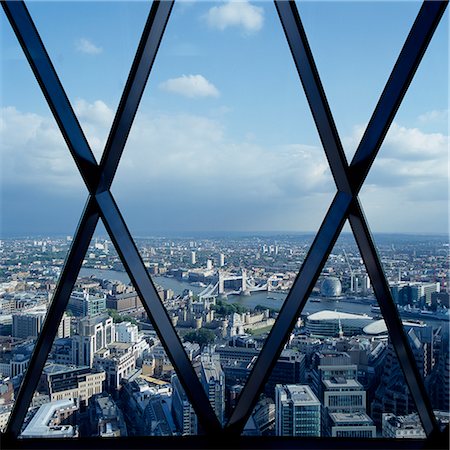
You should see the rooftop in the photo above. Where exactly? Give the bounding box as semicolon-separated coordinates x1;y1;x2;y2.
329;412;374;424
322;378;362;389
21;399;77;438
363;318;426;335
307;310;373;322
278;384;320;406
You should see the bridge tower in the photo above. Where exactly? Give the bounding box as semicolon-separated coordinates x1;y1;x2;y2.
218;271;224;295
241;268;247;292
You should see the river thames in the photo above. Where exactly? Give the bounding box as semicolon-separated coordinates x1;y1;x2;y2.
80;267;381;316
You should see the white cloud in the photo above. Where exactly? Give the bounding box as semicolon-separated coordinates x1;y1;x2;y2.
75;99;114;128
159;74;220;98
204;1;264;33
0;106;83;192
418;109;448;124
75;38;103;55
344;122;450;176
1;102;447;233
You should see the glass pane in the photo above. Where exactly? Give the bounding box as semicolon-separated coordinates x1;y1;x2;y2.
0;12;85;432
17;222;198;438
297;0;421;160
359;7;449;431
26;1;151;160
250;226;427;438
111;0;335;426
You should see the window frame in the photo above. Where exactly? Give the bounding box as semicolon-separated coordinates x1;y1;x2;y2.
1;0;448;448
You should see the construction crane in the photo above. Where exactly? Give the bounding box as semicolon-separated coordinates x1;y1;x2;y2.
343;248;355;293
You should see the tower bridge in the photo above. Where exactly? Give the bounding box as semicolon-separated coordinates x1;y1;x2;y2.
198;269;269;302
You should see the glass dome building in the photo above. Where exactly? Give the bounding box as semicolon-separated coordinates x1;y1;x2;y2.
320;277;342;297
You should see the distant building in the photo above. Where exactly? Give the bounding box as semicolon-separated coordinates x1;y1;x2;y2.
89;394;127;437
120;376;172;436
191;251;196;265
390;282;440;307
306;310;373;337
311;352;357;400
275;384;321;437
21;399;78;438
265;350;305;397
39;364;105;407
171;374;197;435
320;277;342;297
327;412;376;438
371;340;417;426
322;378;366;413
197;352;225;425
145;394;176;436
115;321;138;343
12;310;70;340
106;292;141;312
68;291;106;317
12;309;45;339
382;412;426;439
0;405;12;432
72;315;114;367
252;397;275;435
93;343;137;391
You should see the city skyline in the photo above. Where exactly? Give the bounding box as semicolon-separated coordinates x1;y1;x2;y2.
1;1;448;235
0;230;448;438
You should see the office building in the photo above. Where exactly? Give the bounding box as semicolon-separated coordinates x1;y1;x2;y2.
322;378;366;413
171;374;197;435
89;394;128;437
12;310;70;340
390;282;440;307
382;412;426;439
327;412;376;438
275;384;321;437
265;349;305;397
39;364;105;407
12;311;45;340
198;352;225;425
115;321;139;343
106;291;141;312
72;315;114;367
311;352;357;400
21;399;78;438
93;343;137;391
68;291;106;317
305;310;373;337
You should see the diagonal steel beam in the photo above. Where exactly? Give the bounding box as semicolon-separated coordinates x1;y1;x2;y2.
3;0;221;437
226;190;352;434
98;0;173;193
5;197;99;437
96;190;223;433
2;0;98;193
274;0;446;437
348;199;437;435
275;0;351;195
348;0;448;193
227;0;447;435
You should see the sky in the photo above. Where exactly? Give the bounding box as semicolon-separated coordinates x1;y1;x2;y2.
1;0;449;237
